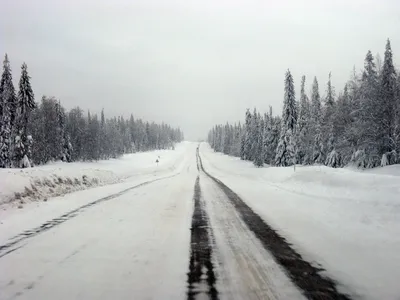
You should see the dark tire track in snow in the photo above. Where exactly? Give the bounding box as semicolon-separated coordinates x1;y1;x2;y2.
187;175;219;300
0;173;179;259
197;148;352;300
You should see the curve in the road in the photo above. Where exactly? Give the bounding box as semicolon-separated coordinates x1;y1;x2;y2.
0;173;180;259
197;148;352;300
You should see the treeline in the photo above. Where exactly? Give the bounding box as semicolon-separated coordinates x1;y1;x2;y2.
208;39;400;169
0;54;183;168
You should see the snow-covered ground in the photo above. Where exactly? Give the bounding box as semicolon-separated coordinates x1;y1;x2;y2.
0;166;194;300
0;143;188;208
2;141;400;299
0;143;197;300
200;143;400;300
0;143;192;243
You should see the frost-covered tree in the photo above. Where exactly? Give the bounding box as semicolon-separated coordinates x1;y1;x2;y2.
0;54;17;168
310;77;324;163
0;101;12;168
379;39;397;160
355;50;381;167
275;70;297;166
297;75;311;164
262;112;270;163
232;122;242;157
248;108;259;161
0;56;182;167
395;75;400;156
253;117;264;167
0;54;17;129
243;109;252;160
323;73;338;166
208;39;399;170
14;63;36;167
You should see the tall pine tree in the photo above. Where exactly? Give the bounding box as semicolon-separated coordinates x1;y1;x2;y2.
15;63;36;167
0;54;16;168
275;70;297;166
379;39;397;164
297;75;311;164
253;117;264;167
311;77;324;163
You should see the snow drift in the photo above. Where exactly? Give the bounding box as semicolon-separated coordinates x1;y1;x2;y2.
0;143;187;209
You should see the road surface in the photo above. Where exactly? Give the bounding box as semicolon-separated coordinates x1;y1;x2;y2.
0;143;350;300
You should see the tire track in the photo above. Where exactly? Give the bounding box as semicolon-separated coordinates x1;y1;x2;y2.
197;148;352;300
187;175;219;300
0;173;179;259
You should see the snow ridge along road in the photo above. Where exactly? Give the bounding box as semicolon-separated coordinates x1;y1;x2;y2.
0;173;180;259
196;145;352;300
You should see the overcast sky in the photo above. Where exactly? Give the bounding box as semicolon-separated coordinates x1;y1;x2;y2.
1;0;399;140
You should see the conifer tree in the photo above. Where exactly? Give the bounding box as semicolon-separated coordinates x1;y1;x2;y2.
275;70;297;166
253;117;264;167
297;75;311;164
311;77;324;163
243;109;252;160
0;54;16;168
15;63;36;167
379;39;397;163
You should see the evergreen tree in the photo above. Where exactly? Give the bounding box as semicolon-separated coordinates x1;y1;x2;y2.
0;54;17;129
333;85;352;165
243;109;252;160
262;112;270;163
56;101;68;161
240;125;246;159
232;122;242;157
0;54;16;168
15;63;36;167
379;39;397;161
323;73;338;166
275;70;297;166
253;117;264;167
264;107;280;165
249;108;259;161
357;51;380;167
311;77;324;163
297;75;311;164
395;75;400;156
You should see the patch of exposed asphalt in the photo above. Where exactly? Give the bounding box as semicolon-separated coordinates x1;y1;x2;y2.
187;175;219;300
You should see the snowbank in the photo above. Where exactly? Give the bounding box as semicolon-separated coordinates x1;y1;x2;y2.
200;143;400;300
0;143;187;208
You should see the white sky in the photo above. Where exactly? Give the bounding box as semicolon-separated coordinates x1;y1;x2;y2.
1;0;400;140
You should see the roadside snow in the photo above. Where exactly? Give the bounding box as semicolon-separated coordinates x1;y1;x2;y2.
200;143;400;300
0;142;196;244
0;143;187;208
0;166;195;300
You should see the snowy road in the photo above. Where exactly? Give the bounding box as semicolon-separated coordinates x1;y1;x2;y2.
1;143;353;300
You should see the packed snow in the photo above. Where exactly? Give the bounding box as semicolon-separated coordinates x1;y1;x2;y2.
200;143;400;300
2;141;400;299
0;163;195;300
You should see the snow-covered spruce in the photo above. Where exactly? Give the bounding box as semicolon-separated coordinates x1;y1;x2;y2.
0;54;16;168
14;63;36;168
275;70;297;167
207;39;400;170
0;54;183;168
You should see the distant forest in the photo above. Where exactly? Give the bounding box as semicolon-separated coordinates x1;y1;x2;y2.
0;55;183;168
208;39;400;169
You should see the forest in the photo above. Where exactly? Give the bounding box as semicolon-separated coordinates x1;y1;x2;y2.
208;39;400;169
0;55;183;168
